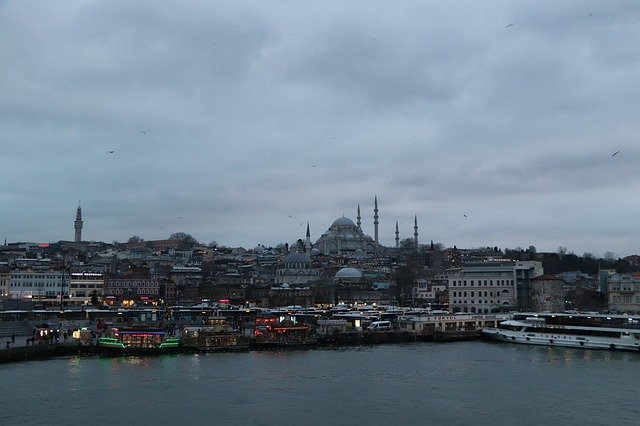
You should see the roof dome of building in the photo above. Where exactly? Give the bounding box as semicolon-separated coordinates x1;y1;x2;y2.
335;267;363;279
331;217;356;228
284;252;311;265
254;245;265;253
310;248;321;256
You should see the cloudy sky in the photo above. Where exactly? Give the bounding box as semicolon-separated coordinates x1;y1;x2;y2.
1;1;639;257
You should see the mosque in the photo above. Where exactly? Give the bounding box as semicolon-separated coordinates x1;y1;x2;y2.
308;197;420;256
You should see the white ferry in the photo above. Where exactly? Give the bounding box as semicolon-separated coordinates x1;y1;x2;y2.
482;312;640;351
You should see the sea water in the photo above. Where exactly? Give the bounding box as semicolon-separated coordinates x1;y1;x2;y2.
1;341;639;425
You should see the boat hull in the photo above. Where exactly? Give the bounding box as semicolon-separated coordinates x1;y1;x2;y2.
482;328;640;352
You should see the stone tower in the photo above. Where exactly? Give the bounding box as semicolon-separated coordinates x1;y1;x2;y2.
74;203;83;243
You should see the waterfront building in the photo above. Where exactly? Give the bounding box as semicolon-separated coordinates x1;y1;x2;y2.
103;276;160;306
599;269;616;296
607;273;640;313
0;264;10;298
8;265;69;302
448;262;518;313
529;274;565;312
514;261;544;310
69;271;104;305
265;284;313;307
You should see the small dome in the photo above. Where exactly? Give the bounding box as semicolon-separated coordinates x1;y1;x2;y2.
310;248;320;256
335;267;363;279
331;217;356;228
254;245;265;252
284;252;311;264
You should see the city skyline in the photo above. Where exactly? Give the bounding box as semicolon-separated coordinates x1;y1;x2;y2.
1;1;639;257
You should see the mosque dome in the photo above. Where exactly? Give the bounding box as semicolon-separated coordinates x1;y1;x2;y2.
284;252;311;265
254;245;265;253
335;267;363;279
310;248;321;256
331;217;357;228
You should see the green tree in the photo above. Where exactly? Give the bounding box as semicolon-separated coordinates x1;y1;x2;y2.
90;290;100;306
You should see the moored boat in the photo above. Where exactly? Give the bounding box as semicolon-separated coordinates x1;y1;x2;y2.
181;317;250;352
482;312;640;351
97;326;180;354
251;315;317;349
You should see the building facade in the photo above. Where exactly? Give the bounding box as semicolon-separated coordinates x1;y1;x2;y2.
275;252;320;285
69;272;104;305
608;273;640;313
448;262;518;314
529;274;565;312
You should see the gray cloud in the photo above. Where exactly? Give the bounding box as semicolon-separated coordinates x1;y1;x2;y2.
1;0;640;257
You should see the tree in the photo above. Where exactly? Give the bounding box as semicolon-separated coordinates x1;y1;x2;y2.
394;265;414;306
169;232;199;249
127;235;144;244
208;240;219;249
604;251;616;262
527;245;537;254
90;290;100;306
557;246;567;257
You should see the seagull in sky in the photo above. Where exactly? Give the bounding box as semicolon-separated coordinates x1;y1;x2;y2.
588;13;593;16
108;150;115;154
506;23;514;28
611;151;620;157
463;214;468;218
139;130;146;135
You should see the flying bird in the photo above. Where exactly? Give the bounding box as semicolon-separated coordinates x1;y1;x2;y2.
611;151;620;157
506;23;514;28
108;150;115;154
588;13;593;16
139;130;146;135
463;214;468;218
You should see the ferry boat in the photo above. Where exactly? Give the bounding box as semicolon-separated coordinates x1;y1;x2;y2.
482;312;640;351
251;315;317;349
181;317;250;352
97;326;180;354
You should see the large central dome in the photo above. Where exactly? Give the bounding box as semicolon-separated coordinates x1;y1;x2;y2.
331;217;357;228
316;215;376;256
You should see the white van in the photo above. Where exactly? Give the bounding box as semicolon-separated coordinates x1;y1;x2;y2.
368;320;392;330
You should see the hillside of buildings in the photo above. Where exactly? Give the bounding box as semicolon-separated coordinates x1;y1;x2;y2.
2;237;640;315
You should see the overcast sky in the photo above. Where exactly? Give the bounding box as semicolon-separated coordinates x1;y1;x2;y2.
2;1;639;257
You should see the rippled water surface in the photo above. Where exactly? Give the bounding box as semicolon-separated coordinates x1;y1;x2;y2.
2;342;639;425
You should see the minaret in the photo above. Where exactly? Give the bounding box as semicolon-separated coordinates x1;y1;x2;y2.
413;214;419;249
305;222;311;254
74;203;83;243
356;204;362;230
373;196;379;248
395;221;399;248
